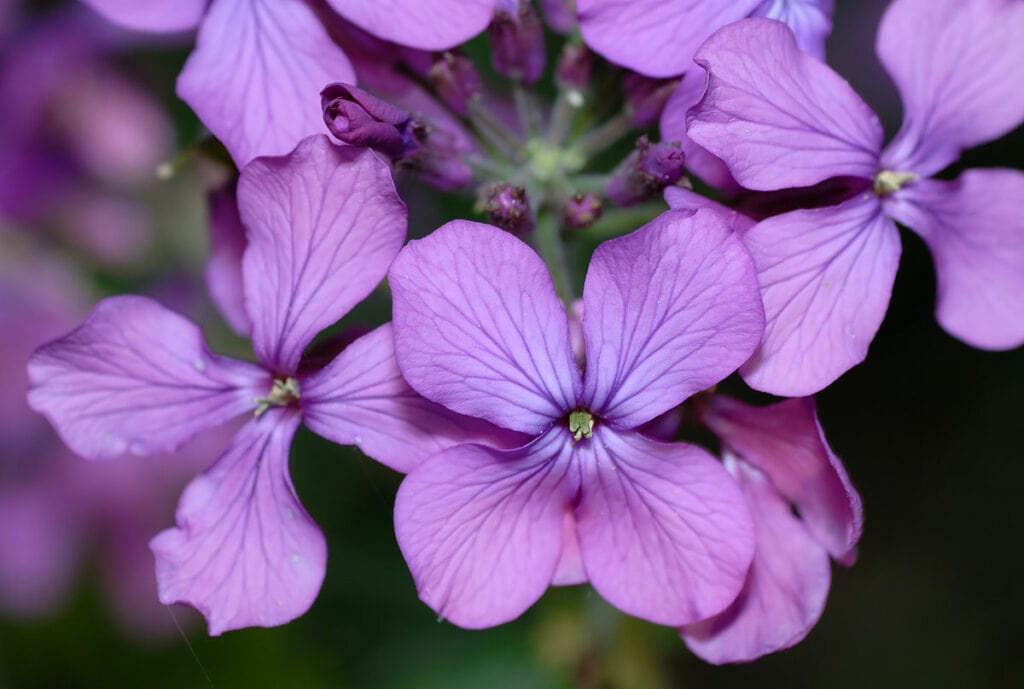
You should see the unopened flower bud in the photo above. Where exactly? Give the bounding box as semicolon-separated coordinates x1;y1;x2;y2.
401;119;473;191
484;183;535;235
606;136;685;206
490;0;546;84
563;192;603;229
321;83;411;159
429;51;482;116
623;74;680;127
556;44;593;90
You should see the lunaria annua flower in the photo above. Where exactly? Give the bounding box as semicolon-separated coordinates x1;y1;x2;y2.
26;135;502;634
684;0;1024;396
387;209;765;629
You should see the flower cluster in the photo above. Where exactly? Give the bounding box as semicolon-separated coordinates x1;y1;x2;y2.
16;0;1023;667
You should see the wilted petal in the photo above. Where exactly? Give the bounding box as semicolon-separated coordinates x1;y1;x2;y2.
394;428;576;628
240;136;406;374
389;221;580;435
205;184;251;336
582;209;763;429
740;194;900;396
681;456;831;664
577;0;760;78
752;0;834;60
80;0;205;32
302;324;525;474
329;0;496;51
703;396;862;563
885;170;1024;350
688;18;883;190
577;428;754;626
177;0;356;165
878;0;1024;176
150;410;325;635
27;296;267;460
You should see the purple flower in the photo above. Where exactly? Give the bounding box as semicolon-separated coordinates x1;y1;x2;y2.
680;395;862;664
79;0;497;165
27;136;501;634
387;209;766;628
685;0;1024;395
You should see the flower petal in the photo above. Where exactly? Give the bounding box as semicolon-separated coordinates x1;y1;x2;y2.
27;296;266;461
740;194;900;396
663;187;755;234
885;170;1024;350
205;184;251;336
576;0;760;78
329;0;496;51
681;455;831;664
394;428;576;628
687;18;883;191
80;0;205;32
177;0;356;166
576;428;755;626
389;220;581;435
878;0;1024;176
703;395;862;563
150;409;325;635
751;0;834;60
302;324;526;474
581;209;764;429
240;136;406;374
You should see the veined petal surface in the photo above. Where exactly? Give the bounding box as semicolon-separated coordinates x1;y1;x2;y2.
329;0;496;51
205;184;251;336
752;0;834;60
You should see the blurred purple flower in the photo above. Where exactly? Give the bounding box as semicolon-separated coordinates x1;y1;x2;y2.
387;210;765;629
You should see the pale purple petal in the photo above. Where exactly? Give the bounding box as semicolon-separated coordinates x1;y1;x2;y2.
177;0;356;166
577;0;760;78
205;184;251;336
239;136;406;374
576;428;754;626
751;0;834;60
551;511;586;586
703;395;863;563
302;324;526;474
687;18;883;190
329;0;495;51
740;194;900;396
582;209;764;429
885;170;1024;350
663;187;756;234
394;428;576;628
389;220;580;435
80;0;205;32
681;455;831;664
27;296;267;460
878;0;1024;176
150;409;326;635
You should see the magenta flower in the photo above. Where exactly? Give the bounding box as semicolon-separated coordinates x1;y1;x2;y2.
685;0;1024;396
387;209;766;628
27;135;498;634
680;395;862;664
78;0;497;165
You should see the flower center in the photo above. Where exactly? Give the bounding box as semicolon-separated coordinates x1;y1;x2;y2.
253;376;300;417
873;169;918;196
568;409;595;442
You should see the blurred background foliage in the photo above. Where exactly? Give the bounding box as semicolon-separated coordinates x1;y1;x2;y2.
1;0;1022;687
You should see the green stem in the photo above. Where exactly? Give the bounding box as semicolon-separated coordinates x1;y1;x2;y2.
533;212;575;306
573;110;635;159
513;82;542;139
468;98;526;162
587;202;666;239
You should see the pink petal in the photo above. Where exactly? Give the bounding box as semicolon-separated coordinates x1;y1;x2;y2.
681;456;831;664
329;0;496;51
150;409;326;635
389;221;581;435
739;194;900;396
27;296;267;460
177;0;356;166
393;428;576;628
885;170;1024;350
239;136;406;374
576;428;755;626
551;511;586;586
205;184;251;336
581;209;764;429
577;0;760;78
878;0;1024;176
703;395;863;563
687;18;883;191
302;324;526;474
80;0;205;32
